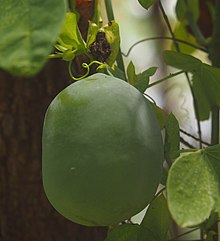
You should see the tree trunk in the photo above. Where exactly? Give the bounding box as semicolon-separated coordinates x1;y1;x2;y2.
0;60;107;241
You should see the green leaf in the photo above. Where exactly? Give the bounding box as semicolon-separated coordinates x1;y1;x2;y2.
138;0;157;10
167;149;220;227
106;65;127;81
150;103;166;129
62;50;76;61
204;145;220;212
86;21;99;47
164;113;180;164
163;50;201;72
105;224;158;241
104;21;120;66
172;23;197;54
176;0;199;23
0;0;66;77
192;65;220;120
138;226;158;241
105;224;140;241
141;194;171;241
127;64;157;93
135;67;157;93
127;61;136;85
57;12;85;51
164;51;220;120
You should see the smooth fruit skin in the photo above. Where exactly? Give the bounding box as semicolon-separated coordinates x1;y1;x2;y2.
42;73;164;226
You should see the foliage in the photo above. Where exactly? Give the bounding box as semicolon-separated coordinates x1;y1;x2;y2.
1;0;220;241
0;0;66;76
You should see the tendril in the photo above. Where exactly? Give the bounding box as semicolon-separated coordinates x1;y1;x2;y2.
68;60;106;81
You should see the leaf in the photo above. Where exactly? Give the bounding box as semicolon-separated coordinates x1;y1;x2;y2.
104;21;120;66
0;0;66;77
86;21;99;47
164;51;220;120
163;50;201;72
164;113;180;165
106;65;127;81
176;0;199;23
204;145;220;212
127;64;157;93
192;65;220;120
141;194;171;241
105;224;158;241
172;23;197;54
105;224;140;241
62;50;76;61
150;103;166;129
138;226;158;241
135;67;157;93
127;61;136;85
167;149;220;227
57;12;85;51
138;0;157;10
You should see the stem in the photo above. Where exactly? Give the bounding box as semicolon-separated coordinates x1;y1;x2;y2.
148;70;184;88
180;137;196;149
104;0;126;80
123;37;207;57
158;0;203;148
104;0;114;21
178;148;198;153
169;227;200;241
158;1;180;52
211;106;219;145
180;129;210;146
186;75;203;148
209;1;220;145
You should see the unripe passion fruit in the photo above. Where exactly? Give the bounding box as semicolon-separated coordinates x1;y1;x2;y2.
42;73;163;226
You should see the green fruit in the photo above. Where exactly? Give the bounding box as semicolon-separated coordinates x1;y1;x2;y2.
42;73;163;226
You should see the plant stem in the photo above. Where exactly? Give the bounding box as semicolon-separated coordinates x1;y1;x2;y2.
169;227;200;241
123;37;207;57
148;70;184;88
211;106;219;145
180;129;210;146
104;0;126;80
178;148;198;153
180;137;196;149
158;1;180;52
203;1;220;239
158;0;203;148
209;0;220;145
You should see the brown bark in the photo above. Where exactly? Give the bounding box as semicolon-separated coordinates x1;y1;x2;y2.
0;60;107;241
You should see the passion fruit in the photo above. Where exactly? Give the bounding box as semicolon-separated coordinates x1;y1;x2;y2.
42;73;163;226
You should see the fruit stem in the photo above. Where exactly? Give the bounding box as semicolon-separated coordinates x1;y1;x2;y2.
104;0;126;81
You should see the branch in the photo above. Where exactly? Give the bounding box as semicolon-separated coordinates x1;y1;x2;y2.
180;129;210;146
122;37;207;57
169;227;200;241
180;136;196;149
148;71;184;88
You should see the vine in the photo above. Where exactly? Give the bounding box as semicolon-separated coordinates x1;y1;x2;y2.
68;60;105;81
